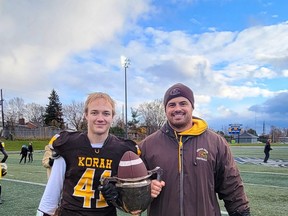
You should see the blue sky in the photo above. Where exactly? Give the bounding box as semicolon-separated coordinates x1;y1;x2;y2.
0;0;287;134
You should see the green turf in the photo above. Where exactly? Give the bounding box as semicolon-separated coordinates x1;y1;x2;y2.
0;146;287;216
1;140;49;151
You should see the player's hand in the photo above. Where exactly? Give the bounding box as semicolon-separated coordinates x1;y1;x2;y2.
99;183;118;205
130;210;142;215
151;179;165;198
48;158;54;167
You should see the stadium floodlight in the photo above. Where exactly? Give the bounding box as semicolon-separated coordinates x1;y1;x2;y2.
1;89;4;129
120;56;130;138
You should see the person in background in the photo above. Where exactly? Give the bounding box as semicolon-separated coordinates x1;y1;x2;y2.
28;142;34;163
0;140;8;204
0;163;7;204
42;144;54;179
36;92;140;216
140;83;250;216
0;141;8;163
263;138;272;163
19;144;28;164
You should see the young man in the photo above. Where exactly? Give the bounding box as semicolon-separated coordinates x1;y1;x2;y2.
140;83;250;216
36;92;140;216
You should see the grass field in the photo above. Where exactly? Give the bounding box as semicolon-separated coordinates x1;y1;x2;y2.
0;144;287;216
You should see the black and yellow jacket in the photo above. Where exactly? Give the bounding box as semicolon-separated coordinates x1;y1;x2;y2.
140;116;249;216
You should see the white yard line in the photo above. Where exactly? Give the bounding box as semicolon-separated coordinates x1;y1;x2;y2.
245;183;288;189
1;178;46;186
241;171;288;176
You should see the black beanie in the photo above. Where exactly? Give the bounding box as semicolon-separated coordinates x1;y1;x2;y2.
164;83;194;109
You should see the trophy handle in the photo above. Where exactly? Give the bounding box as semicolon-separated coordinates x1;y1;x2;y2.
147;166;163;181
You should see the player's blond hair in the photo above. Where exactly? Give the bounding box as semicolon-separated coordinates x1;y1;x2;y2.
84;92;116;117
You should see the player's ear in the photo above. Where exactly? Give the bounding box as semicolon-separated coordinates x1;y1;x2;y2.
84;113;88;120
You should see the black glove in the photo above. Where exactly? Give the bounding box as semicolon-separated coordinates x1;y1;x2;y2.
230;209;250;216
99;183;119;205
48;157;54;167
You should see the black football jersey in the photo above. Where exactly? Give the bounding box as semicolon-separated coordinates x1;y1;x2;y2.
52;131;138;216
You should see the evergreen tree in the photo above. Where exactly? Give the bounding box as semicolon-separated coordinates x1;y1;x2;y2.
43;89;65;129
109;126;125;138
128;108;140;130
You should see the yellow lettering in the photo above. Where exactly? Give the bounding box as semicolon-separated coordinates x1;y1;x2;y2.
86;157;92;166
78;157;113;169
99;158;105;168
78;157;85;166
106;159;112;169
93;158;99;168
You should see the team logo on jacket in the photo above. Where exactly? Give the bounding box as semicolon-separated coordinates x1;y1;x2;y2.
196;148;208;161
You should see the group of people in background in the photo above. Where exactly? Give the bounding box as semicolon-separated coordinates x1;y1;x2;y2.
19;142;34;164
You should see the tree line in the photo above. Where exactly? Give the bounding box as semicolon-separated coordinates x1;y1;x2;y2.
2;89;166;139
2;89;287;141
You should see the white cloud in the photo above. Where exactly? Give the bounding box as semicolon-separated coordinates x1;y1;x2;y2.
283;70;288;77
0;1;287;131
0;0;150;104
216;105;237;118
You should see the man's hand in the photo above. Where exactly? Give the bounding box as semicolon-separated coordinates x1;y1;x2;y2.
151;179;165;198
99;183;118;205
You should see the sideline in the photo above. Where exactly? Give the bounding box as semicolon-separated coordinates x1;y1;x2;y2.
234;157;288;167
245;183;288;189
1;178;46;186
241;171;288;176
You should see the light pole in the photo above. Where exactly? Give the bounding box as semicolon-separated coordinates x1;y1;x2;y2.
0;89;4;130
121;56;130;138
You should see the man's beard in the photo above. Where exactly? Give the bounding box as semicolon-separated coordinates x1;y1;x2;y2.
169;118;190;131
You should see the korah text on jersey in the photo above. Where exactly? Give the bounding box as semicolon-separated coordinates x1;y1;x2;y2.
78;156;112;169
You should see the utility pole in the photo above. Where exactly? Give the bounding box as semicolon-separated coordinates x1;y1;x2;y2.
1;89;4;129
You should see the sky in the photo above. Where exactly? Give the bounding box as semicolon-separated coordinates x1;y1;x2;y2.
0;0;287;135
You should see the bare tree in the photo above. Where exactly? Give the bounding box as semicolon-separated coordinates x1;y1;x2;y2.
270;126;286;142
113;116;125;129
137;99;166;135
63;100;85;131
283;128;288;137
25;102;45;125
4;97;26;126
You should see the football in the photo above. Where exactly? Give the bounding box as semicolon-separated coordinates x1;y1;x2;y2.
118;151;148;179
0;163;8;177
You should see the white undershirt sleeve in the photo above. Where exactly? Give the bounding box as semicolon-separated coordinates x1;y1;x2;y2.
37;156;66;215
